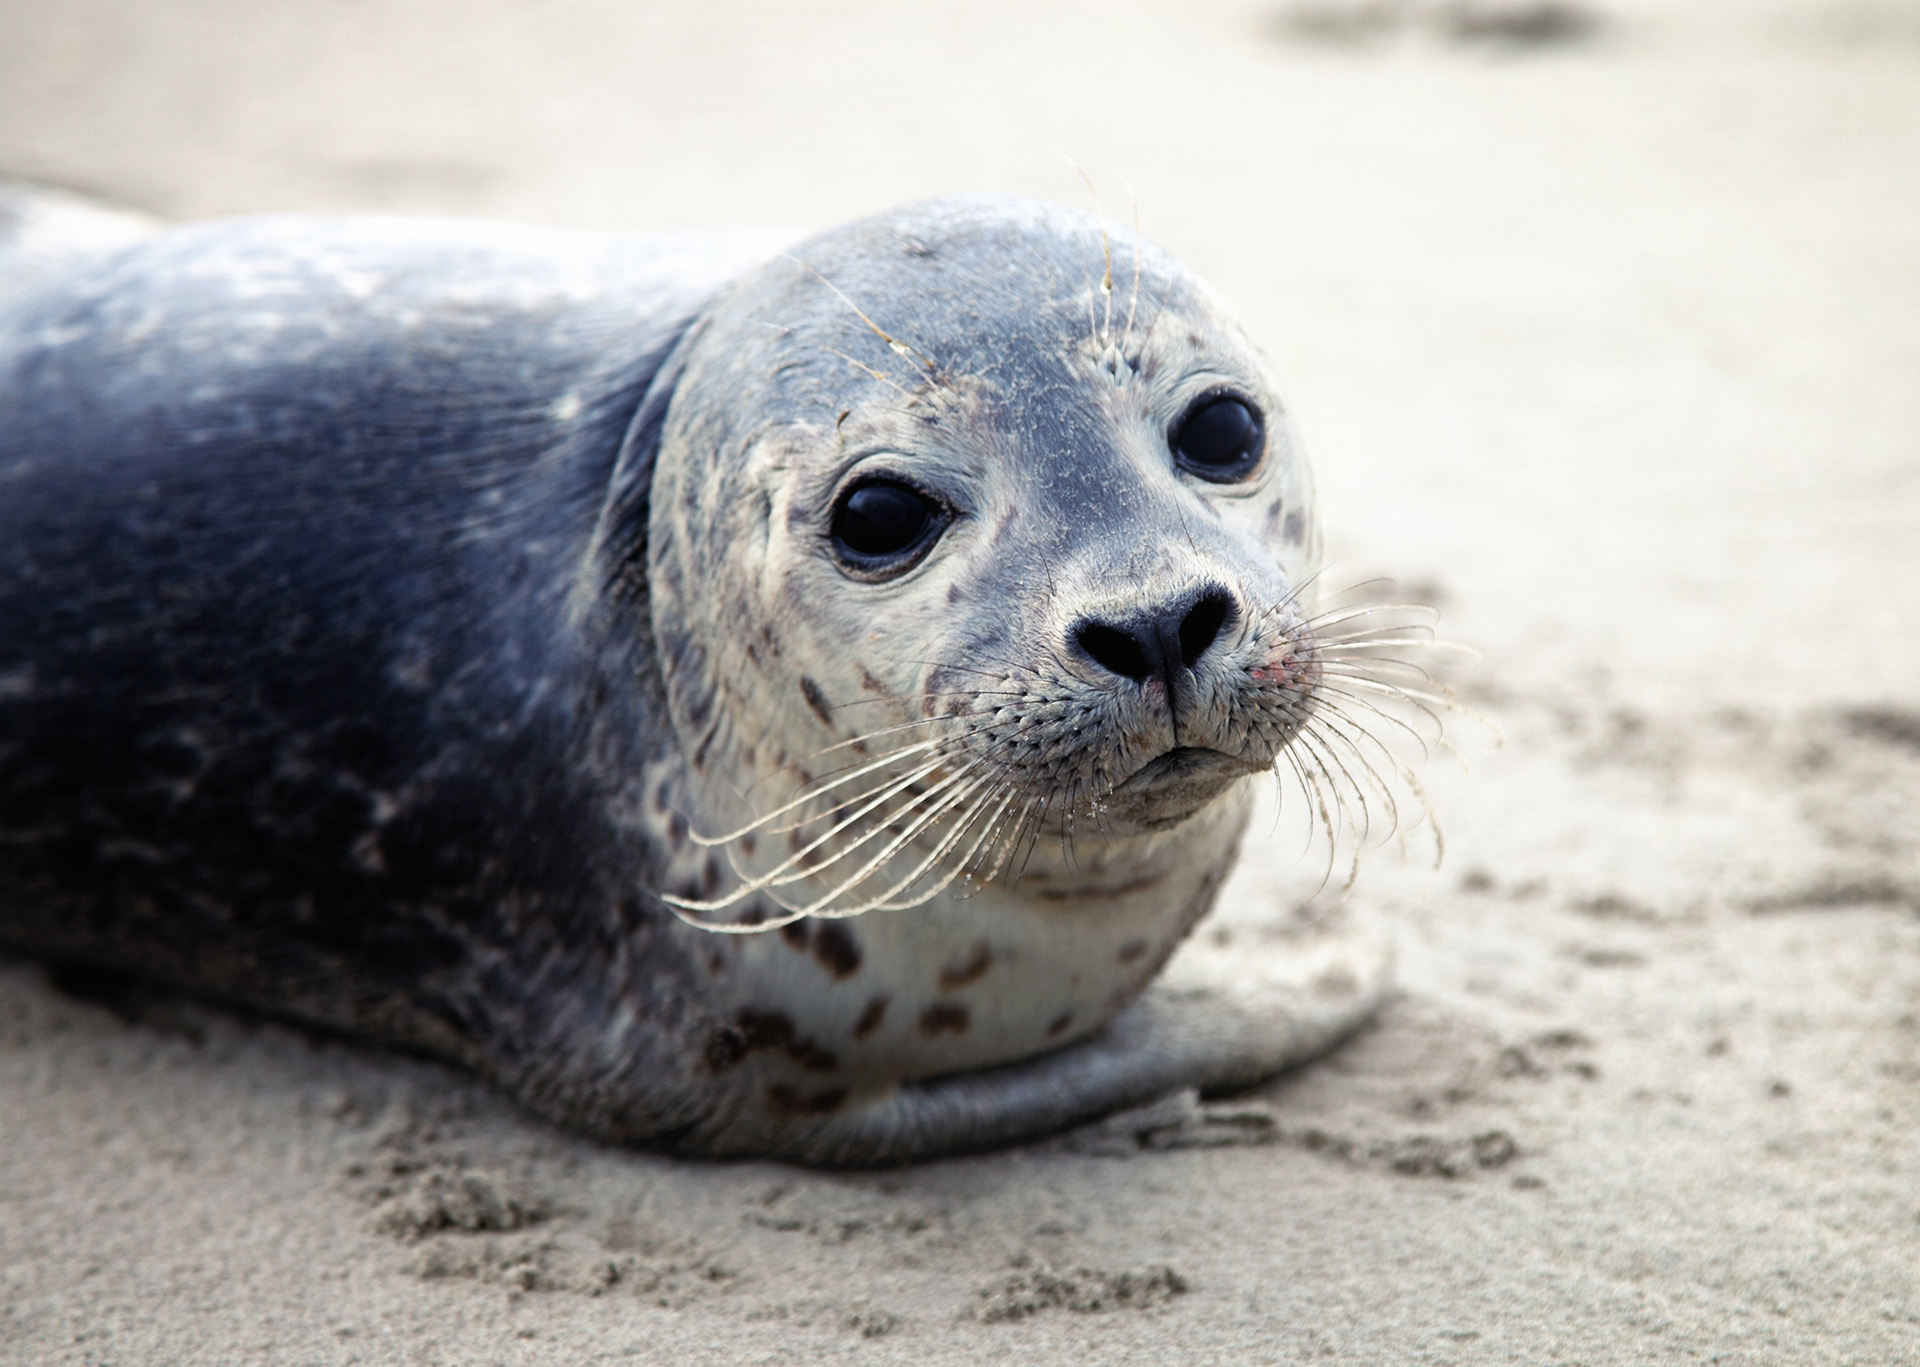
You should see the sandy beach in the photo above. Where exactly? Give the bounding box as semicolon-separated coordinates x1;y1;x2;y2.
2;1;1917;1361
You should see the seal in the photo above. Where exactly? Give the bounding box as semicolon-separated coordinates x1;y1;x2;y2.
0;189;1407;1164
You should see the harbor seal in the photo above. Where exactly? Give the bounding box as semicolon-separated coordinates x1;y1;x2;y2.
0;190;1404;1163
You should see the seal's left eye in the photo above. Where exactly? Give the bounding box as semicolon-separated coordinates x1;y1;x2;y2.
831;480;945;572
1172;396;1264;482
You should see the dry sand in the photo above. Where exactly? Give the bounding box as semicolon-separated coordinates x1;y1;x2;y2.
2;1;1917;1361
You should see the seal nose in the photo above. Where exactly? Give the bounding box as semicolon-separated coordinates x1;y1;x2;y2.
1073;587;1236;685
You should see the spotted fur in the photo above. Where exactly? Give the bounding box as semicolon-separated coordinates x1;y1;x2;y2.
0;193;1393;1163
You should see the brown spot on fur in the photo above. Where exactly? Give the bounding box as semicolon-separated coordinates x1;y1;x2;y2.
919;1002;971;1036
780;921;811;951
938;940;993;990
859;668;890;696
767;1084;849;1116
1283;509;1305;543
799;676;835;726
740;831;756;856
786;1038;840;1073
707;952;726;976
706;1008;840;1075
1117;939;1148;964
732;1009;795;1053
1046;1010;1073;1037
700;856;723;899
852;994;889;1039
704;1028;751;1072
811;921;863;979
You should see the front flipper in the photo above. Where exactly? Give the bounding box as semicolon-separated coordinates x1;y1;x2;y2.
728;908;1393;1166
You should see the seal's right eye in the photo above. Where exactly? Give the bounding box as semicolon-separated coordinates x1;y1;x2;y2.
1172;395;1265;483
830;480;946;573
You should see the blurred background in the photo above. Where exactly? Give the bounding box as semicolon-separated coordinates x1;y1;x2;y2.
4;0;1915;716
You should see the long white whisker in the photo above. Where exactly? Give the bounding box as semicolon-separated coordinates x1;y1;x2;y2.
686;740;943;847
861;784;1010;912
769;772;998;917
671;757;966;909
1295;723;1376;846
1307;715;1404;840
844;785;1023;915
1312;684;1445;755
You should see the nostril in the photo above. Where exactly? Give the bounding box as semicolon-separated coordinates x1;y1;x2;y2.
1076;622;1153;682
1177;590;1232;668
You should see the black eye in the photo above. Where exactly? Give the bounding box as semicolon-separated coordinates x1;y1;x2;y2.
1172;396;1264;482
831;480;945;571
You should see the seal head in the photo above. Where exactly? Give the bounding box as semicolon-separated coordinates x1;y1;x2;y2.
619;199;1357;1113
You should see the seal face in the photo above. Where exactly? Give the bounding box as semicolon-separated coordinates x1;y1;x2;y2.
0;193;1390;1163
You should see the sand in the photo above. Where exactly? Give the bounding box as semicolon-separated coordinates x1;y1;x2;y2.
2;1;1917;1361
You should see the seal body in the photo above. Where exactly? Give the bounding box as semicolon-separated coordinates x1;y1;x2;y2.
0;194;1388;1163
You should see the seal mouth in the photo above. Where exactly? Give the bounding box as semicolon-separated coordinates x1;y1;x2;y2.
1097;746;1255;830
1112;745;1244;795
1113;748;1259;802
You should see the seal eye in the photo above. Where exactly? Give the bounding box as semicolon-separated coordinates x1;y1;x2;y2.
831;480;945;571
1172;396;1264;482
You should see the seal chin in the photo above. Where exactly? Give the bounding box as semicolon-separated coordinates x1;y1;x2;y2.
1104;745;1257;830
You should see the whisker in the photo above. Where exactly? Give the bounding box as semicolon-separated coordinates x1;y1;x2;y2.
825;689;1027;716
1306;714;1404;841
852;785;1023;914
1311;672;1453;727
1294;744;1343;899
1311;707;1444;868
766;772;997;918
860;784;1010;912
752;754;958;839
685;739;942;846
1120;185;1142;353
961;788;1037;891
781;254;941;379
1295;723;1378;847
1315;659;1452;695
1310;683;1446;755
681;757;962;907
1299;602;1439;638
1313;637;1442;655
